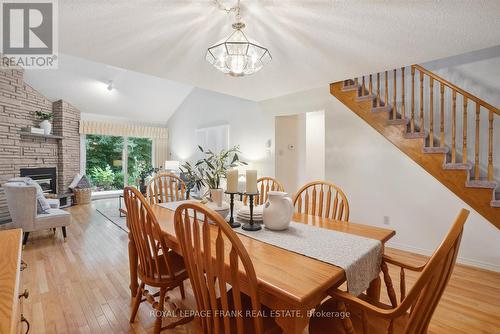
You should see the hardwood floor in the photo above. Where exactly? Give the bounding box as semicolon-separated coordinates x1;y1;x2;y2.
20;200;500;333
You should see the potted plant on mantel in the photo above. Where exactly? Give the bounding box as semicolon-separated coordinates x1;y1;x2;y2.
35;110;54;135
180;145;247;204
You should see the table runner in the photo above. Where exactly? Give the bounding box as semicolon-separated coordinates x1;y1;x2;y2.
159;201;382;296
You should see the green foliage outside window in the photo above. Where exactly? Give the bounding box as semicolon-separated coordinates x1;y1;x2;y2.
85;134;152;191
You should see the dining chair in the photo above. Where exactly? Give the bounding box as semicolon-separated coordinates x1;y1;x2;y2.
293;180;349;221
174;201;281;334
124;187;192;334
308;208;470;334
243;176;285;205
146;172;188;205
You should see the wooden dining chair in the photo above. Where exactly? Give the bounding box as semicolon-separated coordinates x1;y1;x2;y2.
308;209;470;334
124;187;192;334
146;173;188;205
174;202;281;334
243;176;285;205
293;180;349;221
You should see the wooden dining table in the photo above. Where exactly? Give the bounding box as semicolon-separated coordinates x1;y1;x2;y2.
126;203;395;334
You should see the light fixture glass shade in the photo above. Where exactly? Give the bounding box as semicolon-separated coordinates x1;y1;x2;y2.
206;23;271;77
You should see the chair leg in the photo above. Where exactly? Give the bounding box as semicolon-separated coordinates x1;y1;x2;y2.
179;281;186;299
130;282;145;323
154;288;166;334
22;232;29;246
62;226;67;239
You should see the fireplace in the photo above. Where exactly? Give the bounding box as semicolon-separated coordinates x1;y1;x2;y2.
20;167;57;194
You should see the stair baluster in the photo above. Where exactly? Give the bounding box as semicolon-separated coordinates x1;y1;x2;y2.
385;71;389;108
488;110;494;182
429;77;434;147
420;71;424;134
376;73;381;107
401;67;405;121
475;103;481;180
369;74;373;96
452;91;457;163
393;69;397;120
362;76;366;96
411;67;415;132
463;96;468;163
440;83;445;147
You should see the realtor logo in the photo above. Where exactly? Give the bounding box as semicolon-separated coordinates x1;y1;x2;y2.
1;0;58;69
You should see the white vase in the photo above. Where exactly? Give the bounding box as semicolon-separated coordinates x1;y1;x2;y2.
210;188;224;208
40;120;52;135
263;191;294;231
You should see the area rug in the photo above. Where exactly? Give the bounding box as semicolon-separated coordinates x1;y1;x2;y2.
94;199;128;233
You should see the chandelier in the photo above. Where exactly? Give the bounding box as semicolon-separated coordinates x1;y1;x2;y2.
205;1;271;77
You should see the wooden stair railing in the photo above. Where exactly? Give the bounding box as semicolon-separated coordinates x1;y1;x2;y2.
338;65;499;227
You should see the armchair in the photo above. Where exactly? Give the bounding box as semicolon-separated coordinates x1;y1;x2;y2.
3;182;72;245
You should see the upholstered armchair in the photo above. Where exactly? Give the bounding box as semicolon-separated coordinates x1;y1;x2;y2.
3;182;72;245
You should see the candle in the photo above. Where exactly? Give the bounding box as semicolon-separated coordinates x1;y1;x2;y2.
226;169;239;193
246;170;258;194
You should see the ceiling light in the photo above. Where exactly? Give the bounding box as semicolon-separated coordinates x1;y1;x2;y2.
206;1;271;77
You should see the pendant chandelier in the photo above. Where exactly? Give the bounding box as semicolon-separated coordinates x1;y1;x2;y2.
205;0;271;77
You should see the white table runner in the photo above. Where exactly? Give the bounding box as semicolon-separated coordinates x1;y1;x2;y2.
159;201;382;296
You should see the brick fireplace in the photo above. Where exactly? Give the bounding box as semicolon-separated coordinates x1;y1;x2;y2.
0;68;81;223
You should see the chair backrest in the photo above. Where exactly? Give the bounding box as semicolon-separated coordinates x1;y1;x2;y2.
174;202;263;334
146;173;187;205
399;209;469;334
2;183;37;230
293;180;349;221
244;176;285;205
123;186;179;282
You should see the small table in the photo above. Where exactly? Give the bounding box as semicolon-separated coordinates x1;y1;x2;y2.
118;194;125;217
45;192;74;208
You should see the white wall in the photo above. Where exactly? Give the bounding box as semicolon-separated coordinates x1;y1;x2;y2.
262;86;500;272
306;111;326;182
166;88;275;177
275;114;306;193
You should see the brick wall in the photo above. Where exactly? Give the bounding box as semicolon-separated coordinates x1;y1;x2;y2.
0;69;80;223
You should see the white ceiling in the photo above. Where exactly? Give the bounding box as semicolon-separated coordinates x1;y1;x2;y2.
57;0;500;101
23;54;193;124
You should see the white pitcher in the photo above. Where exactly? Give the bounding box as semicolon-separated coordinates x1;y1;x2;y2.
263;191;294;231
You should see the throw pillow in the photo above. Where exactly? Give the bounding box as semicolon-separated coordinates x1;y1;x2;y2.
24;178;51;214
76;175;91;189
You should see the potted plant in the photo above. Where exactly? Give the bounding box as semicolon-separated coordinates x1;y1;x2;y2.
35;110;54;135
135;161;160;194
180;145;247;205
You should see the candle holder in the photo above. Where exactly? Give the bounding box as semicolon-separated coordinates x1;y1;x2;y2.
224;191;241;228
241;192;261;231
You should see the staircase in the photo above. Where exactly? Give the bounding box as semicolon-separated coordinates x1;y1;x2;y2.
331;65;500;227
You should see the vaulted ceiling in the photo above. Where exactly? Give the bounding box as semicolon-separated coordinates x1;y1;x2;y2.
24;54;193;124
57;0;500;101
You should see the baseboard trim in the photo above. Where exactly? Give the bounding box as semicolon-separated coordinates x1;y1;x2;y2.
386;241;500;273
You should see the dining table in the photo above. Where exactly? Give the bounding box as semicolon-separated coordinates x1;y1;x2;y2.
125;203;395;334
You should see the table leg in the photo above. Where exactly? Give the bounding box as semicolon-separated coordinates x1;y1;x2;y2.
366;275;381;302
128;230;138;298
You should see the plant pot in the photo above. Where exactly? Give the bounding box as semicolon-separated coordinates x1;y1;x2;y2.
210;188;224;208
40;120;52;135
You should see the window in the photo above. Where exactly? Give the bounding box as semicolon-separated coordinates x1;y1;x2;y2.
127;137;153;186
85;134;152;191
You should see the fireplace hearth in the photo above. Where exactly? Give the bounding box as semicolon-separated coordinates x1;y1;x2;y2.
20;167;57;194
